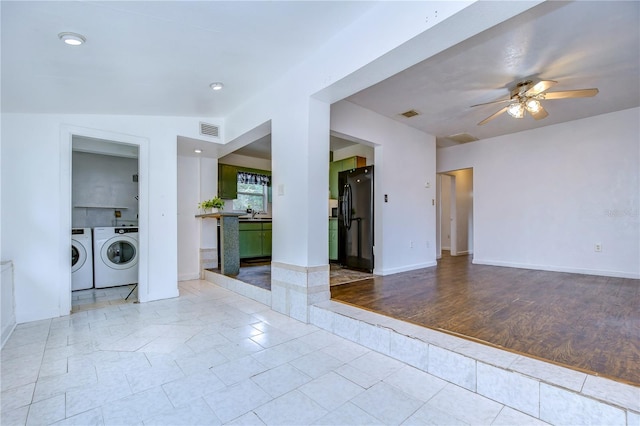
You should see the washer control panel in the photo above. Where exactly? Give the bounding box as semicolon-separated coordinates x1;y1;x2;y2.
115;227;138;234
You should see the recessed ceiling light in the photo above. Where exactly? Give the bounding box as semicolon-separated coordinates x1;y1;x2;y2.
194;149;202;154
209;82;224;91
58;32;86;46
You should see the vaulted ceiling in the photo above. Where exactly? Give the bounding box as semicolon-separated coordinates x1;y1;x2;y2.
345;1;639;147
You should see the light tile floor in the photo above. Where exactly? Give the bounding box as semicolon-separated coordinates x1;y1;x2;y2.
1;280;547;425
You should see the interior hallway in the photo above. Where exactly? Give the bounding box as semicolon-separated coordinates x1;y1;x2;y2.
331;252;640;386
1;281;543;425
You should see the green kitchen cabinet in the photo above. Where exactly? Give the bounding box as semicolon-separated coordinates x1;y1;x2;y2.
329;161;341;199
329;218;338;261
341;156;366;171
218;164;238;200
262;223;272;256
239;222;263;258
329;156;366;200
239;221;272;258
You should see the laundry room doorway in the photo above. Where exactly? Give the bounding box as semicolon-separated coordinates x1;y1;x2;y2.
61;125;149;315
71;137;140;308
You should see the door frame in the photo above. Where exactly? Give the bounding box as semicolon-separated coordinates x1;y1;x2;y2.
437;168;474;259
437;173;457;257
449;174;458;256
60;125;149;315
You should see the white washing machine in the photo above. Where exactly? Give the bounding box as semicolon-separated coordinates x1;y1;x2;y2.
93;227;139;288
72;228;94;290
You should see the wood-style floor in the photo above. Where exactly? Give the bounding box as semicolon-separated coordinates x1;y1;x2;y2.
331;252;640;386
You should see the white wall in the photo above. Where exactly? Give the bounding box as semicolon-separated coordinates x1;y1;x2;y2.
72;151;139;228
437;108;640;278
1;113;220;323
331;101;437;275
177;155;201;281
269;97;331;267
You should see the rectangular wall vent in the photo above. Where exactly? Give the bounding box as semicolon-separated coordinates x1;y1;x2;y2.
400;109;420;118
447;133;479;144
199;122;220;138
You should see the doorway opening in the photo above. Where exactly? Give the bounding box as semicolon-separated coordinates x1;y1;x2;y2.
71;136;140;310
437;168;473;259
61;125;148;316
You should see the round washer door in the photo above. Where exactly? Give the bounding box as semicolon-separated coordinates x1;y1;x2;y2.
100;235;138;270
72;240;87;272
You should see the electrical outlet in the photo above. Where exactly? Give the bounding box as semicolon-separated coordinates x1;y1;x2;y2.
426;241;430;248
594;243;602;252
410;240;414;248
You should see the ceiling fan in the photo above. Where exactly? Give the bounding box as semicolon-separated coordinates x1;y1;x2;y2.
472;80;599;125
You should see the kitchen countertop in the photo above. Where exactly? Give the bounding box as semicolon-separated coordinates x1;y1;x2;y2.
239;218;272;222
195;212;245;219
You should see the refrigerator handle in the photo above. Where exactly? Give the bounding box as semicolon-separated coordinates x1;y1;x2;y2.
340;185;345;226
345;184;352;230
341;184;347;229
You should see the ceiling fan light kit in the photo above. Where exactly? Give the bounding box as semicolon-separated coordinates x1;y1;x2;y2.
472;79;599;125
525;98;542;113
507;102;525;118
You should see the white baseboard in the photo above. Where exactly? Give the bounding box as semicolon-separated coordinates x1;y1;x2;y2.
1;261;16;349
472;259;640;279
376;261;437;276
178;273;201;281
1;321;16;349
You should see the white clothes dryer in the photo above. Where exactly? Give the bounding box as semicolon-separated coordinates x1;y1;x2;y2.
93;227;139;288
72;228;94;290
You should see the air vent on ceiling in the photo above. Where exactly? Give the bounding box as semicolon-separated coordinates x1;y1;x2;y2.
446;133;479;144
400;109;420;118
199;122;220;138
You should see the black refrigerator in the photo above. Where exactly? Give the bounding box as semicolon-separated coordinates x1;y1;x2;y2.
338;165;374;272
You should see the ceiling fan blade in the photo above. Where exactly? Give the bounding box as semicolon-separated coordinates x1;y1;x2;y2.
543;88;599;99
529;104;549;120
525;80;557;96
478;106;508;125
470;98;512;108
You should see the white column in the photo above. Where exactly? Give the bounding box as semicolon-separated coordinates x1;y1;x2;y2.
270;97;330;322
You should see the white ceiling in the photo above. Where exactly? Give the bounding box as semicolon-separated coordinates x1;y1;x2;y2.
1;1;376;116
2;1;638;155
346;1;640;147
